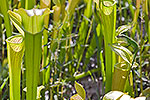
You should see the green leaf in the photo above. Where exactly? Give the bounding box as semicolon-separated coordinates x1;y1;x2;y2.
148;21;150;44
0;0;12;37
8;10;24;36
116;34;139;53
67;0;80;16
37;85;45;99
116;24;132;35
0;77;8;91
75;81;86;100
109;44;133;64
6;35;24;100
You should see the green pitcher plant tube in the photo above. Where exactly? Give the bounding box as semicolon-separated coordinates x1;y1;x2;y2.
112;62;129;91
100;0;117;92
25;30;43;100
8;8;50;100
6;35;24;100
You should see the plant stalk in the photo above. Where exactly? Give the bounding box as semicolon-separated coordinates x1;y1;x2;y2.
0;0;12;37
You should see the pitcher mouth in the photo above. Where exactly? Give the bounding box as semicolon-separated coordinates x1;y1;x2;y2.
114;62;129;71
6;35;24;44
102;0;116;7
6;35;24;52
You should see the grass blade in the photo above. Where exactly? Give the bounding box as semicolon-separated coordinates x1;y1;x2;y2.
25;0;35;9
0;0;12;37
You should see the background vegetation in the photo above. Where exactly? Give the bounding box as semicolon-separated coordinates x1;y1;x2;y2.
0;0;149;100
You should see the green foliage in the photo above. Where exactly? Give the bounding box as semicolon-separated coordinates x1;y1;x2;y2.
0;0;12;37
70;81;86;100
0;0;149;99
74;81;86;99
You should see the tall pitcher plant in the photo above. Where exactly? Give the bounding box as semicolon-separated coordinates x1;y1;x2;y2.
8;8;50;100
6;35;24;100
99;0;116;92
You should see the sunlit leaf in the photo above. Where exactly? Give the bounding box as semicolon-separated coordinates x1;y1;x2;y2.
103;91;124;100
103;91;146;100
133;97;146;100
8;10;24;36
116;24;132;35
70;94;83;100
75;81;86;100
0;0;12;37
109;44;133;64
0;77;8;91
116;34;139;54
132;62;139;68
37;85;45;99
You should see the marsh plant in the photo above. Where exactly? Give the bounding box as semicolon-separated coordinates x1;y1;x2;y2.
0;0;149;100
